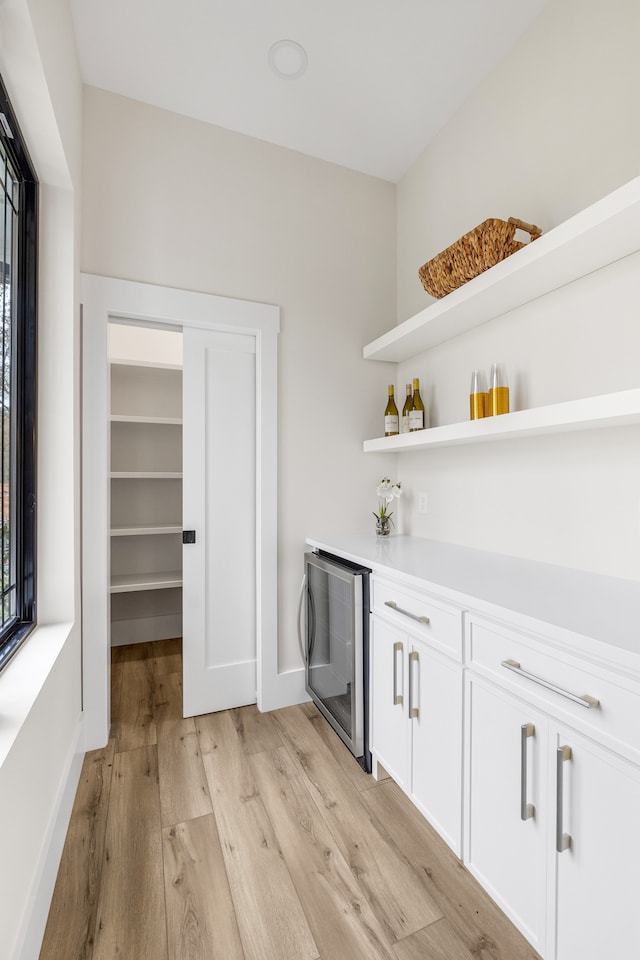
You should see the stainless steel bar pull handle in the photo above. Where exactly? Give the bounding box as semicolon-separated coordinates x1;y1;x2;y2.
393;641;403;705
297;574;307;665
409;651;419;719
502;659;600;709
556;745;572;853
384;600;430;625
520;723;535;821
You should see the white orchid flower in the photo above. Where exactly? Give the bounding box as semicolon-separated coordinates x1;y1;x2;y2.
373;477;403;528
375;478;403;504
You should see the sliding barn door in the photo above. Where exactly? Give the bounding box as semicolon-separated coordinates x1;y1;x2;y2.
182;326;257;716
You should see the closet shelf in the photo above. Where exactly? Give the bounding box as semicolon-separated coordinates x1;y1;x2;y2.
110;572;183;593
364;176;640;363
110;524;183;537
110;359;183;371
363;388;640;453
110;414;183;425
110;471;182;479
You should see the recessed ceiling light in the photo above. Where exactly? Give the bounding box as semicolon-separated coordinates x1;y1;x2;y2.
268;40;308;80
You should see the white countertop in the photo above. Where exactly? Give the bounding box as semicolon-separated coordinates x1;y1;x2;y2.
306;535;640;663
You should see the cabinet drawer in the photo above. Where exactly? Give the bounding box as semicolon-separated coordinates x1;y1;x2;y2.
372;576;463;660
467;615;640;760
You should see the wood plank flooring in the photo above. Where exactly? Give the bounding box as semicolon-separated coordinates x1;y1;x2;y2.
40;639;541;960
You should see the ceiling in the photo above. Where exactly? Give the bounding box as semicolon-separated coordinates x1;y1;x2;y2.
69;0;550;183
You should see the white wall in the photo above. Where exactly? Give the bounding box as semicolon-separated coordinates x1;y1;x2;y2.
81;86;396;673
0;0;82;957
392;0;640;581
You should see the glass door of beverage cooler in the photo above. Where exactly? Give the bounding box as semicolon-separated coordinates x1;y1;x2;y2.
304;552;368;763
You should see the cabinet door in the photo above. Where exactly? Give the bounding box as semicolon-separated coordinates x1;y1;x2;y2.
552;725;640;960
465;674;548;954
410;641;462;855
370;615;409;789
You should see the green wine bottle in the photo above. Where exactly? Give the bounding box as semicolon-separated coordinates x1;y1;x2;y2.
409;378;425;431
401;383;413;433
384;385;399;436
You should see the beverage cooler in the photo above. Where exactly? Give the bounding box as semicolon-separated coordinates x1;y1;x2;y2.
301;551;371;772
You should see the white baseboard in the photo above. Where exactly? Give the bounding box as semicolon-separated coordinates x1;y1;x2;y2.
15;713;85;960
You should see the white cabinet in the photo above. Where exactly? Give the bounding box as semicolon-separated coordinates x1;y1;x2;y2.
465;673;549;953
370;615;409;790
109;359;183;646
409;633;463;854
370;576;463;855
310;536;640;960
552;725;640;960
465;612;640;960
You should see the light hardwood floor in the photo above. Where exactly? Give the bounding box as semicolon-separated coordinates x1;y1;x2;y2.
39;639;541;960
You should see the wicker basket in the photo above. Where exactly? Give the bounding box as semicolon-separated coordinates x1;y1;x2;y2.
418;217;542;299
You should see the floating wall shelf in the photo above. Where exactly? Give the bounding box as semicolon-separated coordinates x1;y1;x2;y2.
364;177;640;363
364;389;640;453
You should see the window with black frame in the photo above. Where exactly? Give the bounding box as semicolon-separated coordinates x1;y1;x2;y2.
0;74;37;671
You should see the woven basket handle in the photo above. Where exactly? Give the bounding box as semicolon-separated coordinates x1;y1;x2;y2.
508;217;542;242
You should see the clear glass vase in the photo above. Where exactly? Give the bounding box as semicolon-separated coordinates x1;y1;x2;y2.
376;517;391;537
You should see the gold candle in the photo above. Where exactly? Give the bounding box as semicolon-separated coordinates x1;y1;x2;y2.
488;362;509;416
469;369;488;420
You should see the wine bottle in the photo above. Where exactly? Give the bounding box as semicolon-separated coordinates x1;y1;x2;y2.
401;383;413;433
409;378;425;431
384;385;399;436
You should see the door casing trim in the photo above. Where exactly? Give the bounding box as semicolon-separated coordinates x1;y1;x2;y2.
81;273;280;749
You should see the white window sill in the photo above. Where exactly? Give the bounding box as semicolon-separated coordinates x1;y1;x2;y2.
0;622;74;769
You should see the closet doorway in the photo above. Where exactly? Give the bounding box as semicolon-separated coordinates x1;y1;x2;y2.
108;323;184;653
82;275;280;751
